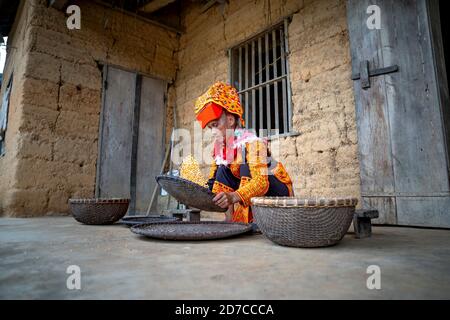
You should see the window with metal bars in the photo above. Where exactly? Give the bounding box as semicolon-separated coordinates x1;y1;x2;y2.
0;75;12;157
229;21;292;137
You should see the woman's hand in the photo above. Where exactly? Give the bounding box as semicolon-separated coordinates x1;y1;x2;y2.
213;192;240;209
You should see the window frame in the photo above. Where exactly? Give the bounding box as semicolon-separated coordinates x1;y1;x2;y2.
0;74;12;157
228;18;297;139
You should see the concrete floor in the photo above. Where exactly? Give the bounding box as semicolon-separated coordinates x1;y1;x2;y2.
0;217;450;300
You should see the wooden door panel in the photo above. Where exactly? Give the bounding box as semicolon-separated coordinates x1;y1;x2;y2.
98;67;135;199
362;197;397;225
397;197;450;228
348;0;396;195
134;77;166;214
97;66;166;215
385;0;449;193
347;0;450;227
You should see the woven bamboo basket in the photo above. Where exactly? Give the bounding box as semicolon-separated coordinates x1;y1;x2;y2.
119;215;178;226
69;198;130;225
156;175;227;212
251;197;358;248
131;221;253;241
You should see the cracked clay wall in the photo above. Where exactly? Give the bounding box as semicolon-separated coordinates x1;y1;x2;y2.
0;0;178;216
1;0;361;217
175;0;361;200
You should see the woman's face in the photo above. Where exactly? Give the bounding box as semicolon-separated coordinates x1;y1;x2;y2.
207;112;236;142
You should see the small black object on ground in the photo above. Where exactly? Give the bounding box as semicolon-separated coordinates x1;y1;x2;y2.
353;209;379;239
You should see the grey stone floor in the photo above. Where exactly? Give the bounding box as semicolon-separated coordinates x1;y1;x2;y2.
0;217;449;299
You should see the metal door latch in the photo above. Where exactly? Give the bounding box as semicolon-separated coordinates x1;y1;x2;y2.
352;60;399;89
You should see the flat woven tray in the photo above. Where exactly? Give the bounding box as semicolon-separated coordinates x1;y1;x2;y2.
119;215;179;226
130;221;253;240
156;175;227;212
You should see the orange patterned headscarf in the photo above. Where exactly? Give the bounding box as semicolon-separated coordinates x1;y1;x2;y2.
194;82;245;127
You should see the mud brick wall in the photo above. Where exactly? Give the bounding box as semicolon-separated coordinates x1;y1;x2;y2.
0;1;29;216
0;0;178;216
1;0;361;217
175;0;361;201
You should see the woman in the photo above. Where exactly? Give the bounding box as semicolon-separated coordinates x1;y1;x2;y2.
185;82;294;223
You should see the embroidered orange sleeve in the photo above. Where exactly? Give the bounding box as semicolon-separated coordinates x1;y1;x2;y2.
235;140;269;207
272;162;294;196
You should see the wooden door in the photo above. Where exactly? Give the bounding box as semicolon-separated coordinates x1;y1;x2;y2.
133;76;166;214
97;66;166;215
97;66;135;200
347;0;450;227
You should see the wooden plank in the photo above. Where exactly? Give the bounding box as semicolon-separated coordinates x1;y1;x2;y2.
134;77;166;214
348;0;404;224
347;0;396;200
129;74;142;215
397;197;450;228
385;0;448;195
355;209;379;219
98;66;135;201
95;65;108;197
427;0;450;178
49;0;69;10
392;0;450;227
139;0;177;13
347;0;450;227
91;0;183;34
201;0;222;13
362;197;397;225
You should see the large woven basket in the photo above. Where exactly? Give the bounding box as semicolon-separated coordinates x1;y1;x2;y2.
69;198;130;225
251;197;358;248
